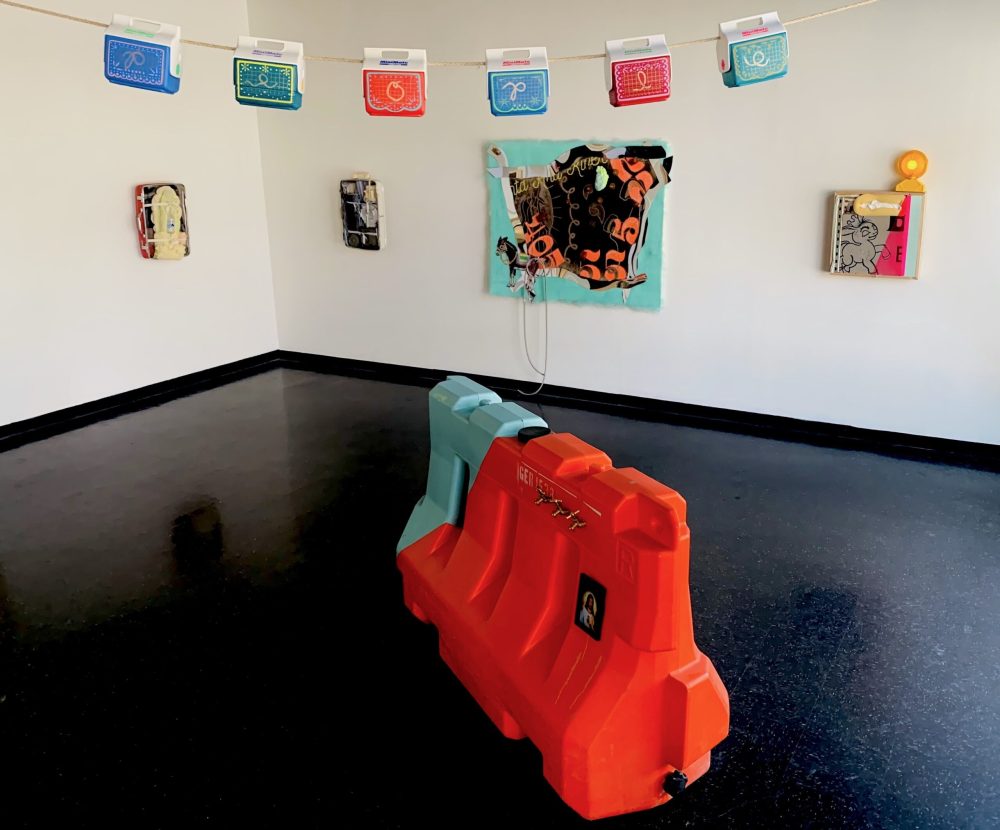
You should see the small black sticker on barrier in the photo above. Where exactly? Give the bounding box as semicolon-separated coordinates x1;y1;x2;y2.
574;573;606;641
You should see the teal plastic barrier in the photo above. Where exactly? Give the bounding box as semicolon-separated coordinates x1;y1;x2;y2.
397;376;547;553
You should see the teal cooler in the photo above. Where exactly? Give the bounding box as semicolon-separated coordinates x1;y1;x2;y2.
234;36;304;110
718;12;788;88
486;47;550;116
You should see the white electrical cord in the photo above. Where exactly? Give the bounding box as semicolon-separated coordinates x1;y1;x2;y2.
518;277;548;396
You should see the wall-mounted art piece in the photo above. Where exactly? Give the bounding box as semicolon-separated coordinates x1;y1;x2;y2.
135;183;189;260
829;150;927;279
487;141;672;309
340;176;386;250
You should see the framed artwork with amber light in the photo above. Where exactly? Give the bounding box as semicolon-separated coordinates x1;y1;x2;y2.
829;150;927;279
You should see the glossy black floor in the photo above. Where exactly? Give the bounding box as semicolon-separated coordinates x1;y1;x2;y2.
1;369;998;828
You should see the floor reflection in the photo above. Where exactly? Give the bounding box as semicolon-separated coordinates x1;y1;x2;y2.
0;369;996;827
170;497;224;580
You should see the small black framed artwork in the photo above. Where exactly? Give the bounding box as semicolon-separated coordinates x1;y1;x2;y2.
574;573;607;641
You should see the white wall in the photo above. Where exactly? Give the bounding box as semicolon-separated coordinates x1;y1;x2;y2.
0;0;278;426
248;0;1000;445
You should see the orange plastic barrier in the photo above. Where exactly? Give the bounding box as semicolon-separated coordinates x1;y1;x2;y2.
398;430;729;820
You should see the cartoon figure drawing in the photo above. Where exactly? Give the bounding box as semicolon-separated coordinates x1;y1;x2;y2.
839;213;882;274
578;591;597;631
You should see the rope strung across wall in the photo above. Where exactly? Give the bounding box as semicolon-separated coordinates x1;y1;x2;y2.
0;0;878;66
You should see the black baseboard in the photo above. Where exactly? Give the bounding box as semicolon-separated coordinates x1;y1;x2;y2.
0;351;282;453
3;348;998;471
277;350;1000;471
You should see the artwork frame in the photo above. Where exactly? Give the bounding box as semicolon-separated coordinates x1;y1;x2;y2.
135;183;189;260
340;177;386;250
486;140;672;310
829;190;924;279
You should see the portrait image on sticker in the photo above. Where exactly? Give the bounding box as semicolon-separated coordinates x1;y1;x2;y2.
574;573;607;640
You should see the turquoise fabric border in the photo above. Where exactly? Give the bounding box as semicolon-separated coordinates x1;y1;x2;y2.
486;140;670;310
905;194;923;278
